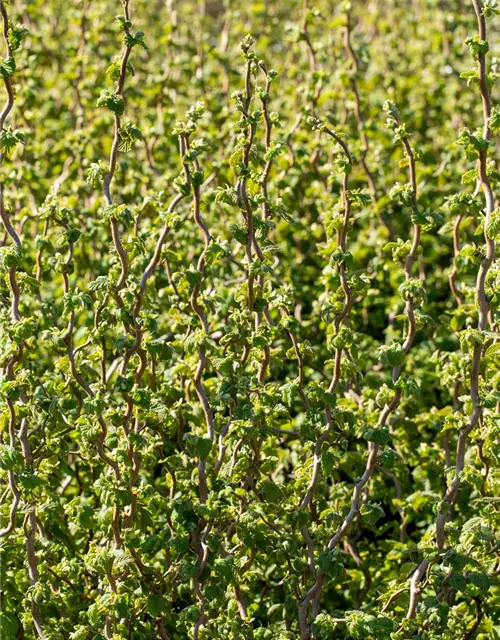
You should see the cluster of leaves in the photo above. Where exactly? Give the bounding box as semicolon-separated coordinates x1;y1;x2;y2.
0;0;499;639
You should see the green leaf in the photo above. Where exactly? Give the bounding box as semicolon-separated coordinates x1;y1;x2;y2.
0;56;15;77
486;210;500;239
147;594;166;617
317;549;344;577
468;572;490;592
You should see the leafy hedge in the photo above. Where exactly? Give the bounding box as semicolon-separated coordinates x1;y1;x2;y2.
0;0;499;638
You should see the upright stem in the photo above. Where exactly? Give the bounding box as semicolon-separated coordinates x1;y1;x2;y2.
407;0;495;619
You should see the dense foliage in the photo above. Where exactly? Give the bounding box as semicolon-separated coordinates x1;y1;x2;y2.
0;0;499;638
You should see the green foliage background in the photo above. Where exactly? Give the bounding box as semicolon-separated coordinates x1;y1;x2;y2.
0;0;499;638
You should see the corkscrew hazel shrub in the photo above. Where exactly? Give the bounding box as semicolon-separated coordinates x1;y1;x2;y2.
0;0;499;639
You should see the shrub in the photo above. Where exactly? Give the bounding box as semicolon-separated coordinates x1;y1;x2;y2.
0;0;499;639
